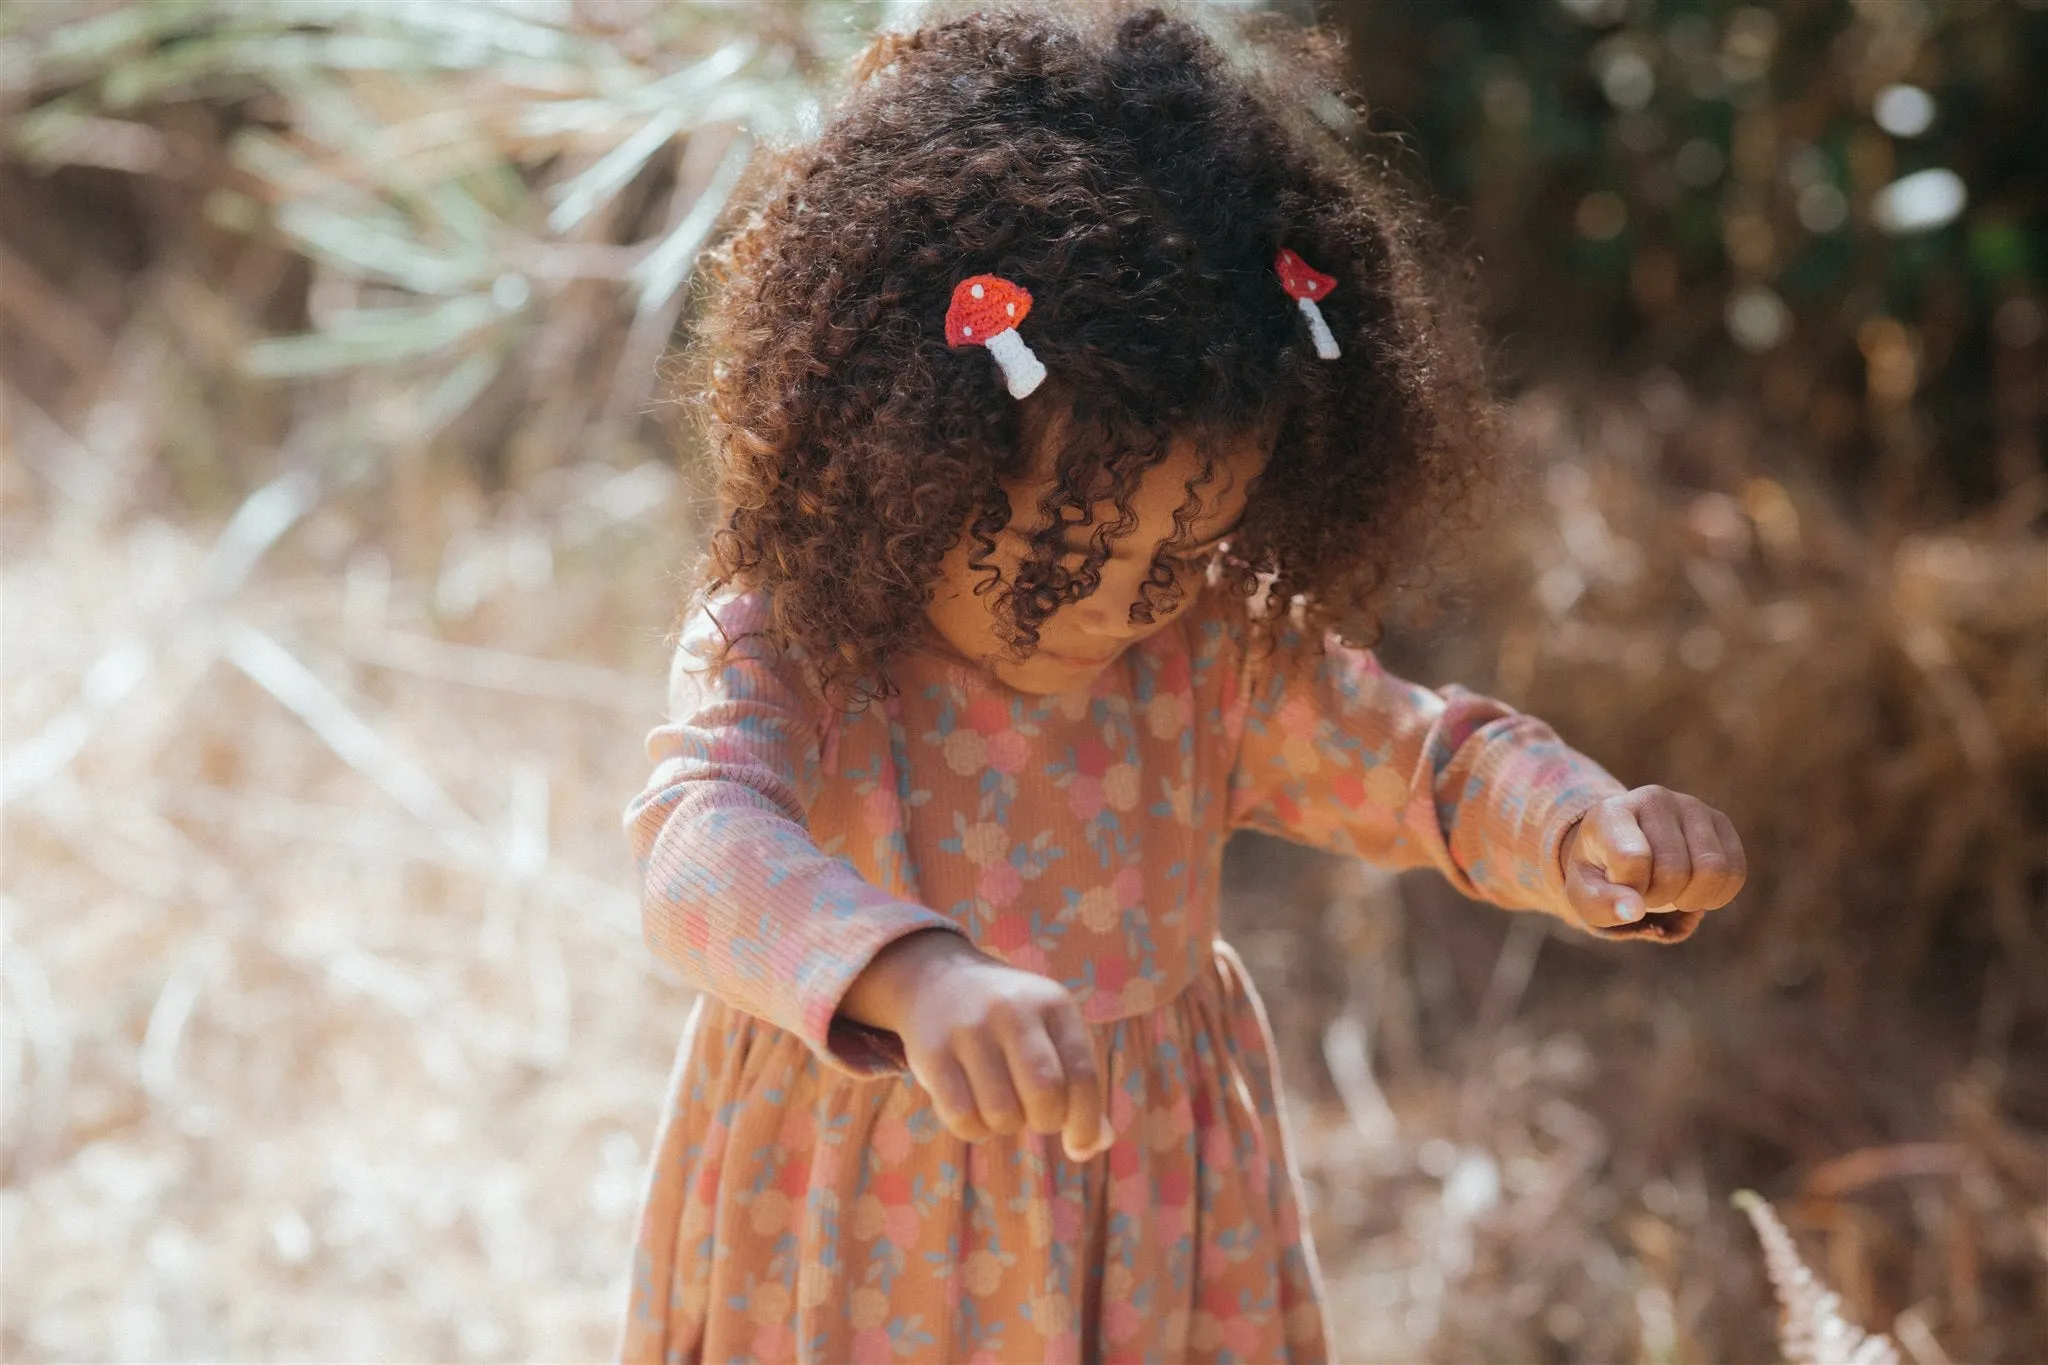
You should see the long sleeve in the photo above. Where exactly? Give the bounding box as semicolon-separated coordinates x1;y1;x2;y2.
1228;617;1694;941
625;592;966;1074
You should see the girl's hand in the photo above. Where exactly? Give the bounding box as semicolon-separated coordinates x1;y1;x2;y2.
842;930;1111;1161
1561;786;1747;929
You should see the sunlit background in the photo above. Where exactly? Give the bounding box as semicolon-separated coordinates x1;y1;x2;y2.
2;1;2043;1360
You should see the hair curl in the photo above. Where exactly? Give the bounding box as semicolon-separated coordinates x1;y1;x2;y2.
690;2;1497;701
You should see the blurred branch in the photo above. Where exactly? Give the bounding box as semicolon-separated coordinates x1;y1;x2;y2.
0;465;322;803
221;622;490;855
0;910;75;1177
344;629;650;712
6;0;859;486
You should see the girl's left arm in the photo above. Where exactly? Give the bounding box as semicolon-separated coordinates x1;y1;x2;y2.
1228;622;1721;942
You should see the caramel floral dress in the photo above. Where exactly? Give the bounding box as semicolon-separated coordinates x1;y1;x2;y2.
619;588;1682;1365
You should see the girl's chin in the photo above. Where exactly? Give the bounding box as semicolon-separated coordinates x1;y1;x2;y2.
993;651;1116;694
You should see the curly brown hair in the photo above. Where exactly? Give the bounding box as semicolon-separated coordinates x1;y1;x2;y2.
690;2;1497;701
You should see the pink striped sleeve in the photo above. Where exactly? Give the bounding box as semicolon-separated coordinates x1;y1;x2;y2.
625;592;965;1074
1228;619;1694;941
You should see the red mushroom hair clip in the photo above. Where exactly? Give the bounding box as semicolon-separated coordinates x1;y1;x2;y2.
1275;247;1340;360
946;274;1046;398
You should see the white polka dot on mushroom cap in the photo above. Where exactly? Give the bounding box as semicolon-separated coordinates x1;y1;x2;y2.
971;283;984;299
962;325;973;335
1006;303;1015;316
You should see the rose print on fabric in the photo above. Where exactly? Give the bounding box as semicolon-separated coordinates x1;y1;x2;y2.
621;588;1640;1361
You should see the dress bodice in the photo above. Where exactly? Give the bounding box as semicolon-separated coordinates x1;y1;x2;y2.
805;624;1237;1021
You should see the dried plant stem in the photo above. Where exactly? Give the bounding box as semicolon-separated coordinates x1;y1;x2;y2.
0;912;75;1176
221;623;489;857
1733;1190;1903;1365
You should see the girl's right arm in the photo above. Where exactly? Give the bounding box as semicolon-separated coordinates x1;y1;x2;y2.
626;592;964;1073
628;593;1105;1157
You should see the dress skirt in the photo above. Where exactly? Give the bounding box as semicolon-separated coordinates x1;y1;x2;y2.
618;940;1331;1364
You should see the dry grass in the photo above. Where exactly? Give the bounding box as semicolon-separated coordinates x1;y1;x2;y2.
1735;1190;1900;1365
1;455;697;1360
4;2;2045;1360
7;391;2046;1363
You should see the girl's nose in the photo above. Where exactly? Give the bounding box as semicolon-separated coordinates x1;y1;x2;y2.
1070;567;1146;634
1070;596;1125;636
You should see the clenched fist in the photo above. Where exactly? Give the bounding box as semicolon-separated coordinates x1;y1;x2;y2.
1562;785;1747;930
841;930;1112;1161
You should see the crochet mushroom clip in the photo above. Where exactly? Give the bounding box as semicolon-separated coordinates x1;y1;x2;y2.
1275;247;1341;360
946;274;1046;398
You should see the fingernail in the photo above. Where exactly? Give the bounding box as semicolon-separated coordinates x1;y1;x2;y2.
1070;1134;1113;1161
1617;900;1642;922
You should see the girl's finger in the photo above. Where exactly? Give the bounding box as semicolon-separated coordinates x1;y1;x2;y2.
1045;1002;1107;1160
920;1054;990;1143
1711;808;1749;887
1000;1019;1070;1136
1633;795;1692;908
1570;859;1645;927
957;1028;1026;1137
1586;803;1653;895
1674;799;1736;910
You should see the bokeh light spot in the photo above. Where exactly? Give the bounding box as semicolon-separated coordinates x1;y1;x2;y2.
1575;191;1628;242
1872;84;1936;138
1871;168;1967;234
1725;286;1791;352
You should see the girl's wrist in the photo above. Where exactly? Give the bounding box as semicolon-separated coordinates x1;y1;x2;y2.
841;928;981;1034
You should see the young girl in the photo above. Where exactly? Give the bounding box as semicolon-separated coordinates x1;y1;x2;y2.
620;7;1745;1362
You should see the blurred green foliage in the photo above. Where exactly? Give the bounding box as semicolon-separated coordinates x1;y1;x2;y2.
1335;0;2048;512
1;0;880;495
5;0;2042;514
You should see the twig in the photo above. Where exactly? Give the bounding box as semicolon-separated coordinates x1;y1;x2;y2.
221;623;490;859
322;945;441;1019
600;128;749;433
1;377;106;503
1636;1282;1679;1365
191;466;323;607
505;757;551;881
68;324;172;532
525;899;571;1070
1893;1305;1954;1365
547;106;688;234
0;239;110;382
1802;1143;1972;1200
138;936;227;1108
1893;620;2001;778
628;127;749;316
1;464;322;804
345;629;649;712
0;909;75;1176
1321;1011;1398;1147
1474;912;1546;1035
150;781;641;941
0;640;153;804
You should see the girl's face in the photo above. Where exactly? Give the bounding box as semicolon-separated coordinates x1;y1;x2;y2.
925;410;1271;694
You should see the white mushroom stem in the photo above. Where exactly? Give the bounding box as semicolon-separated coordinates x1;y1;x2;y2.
984;326;1047;398
1297;296;1340;360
